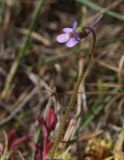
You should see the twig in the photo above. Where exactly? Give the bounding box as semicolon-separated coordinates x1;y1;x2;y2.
118;55;124;85
16;27;50;46
0;88;37;126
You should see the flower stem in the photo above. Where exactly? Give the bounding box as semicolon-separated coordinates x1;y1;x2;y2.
2;0;45;99
49;27;96;160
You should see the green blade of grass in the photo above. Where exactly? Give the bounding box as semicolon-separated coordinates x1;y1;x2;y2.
77;0;124;21
2;0;45;99
80;88;120;131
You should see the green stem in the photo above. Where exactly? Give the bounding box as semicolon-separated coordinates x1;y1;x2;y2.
2;0;44;99
49;27;96;160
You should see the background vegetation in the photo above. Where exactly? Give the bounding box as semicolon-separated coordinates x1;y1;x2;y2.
0;0;124;159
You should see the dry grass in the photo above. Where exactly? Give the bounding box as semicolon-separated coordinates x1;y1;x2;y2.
0;0;124;159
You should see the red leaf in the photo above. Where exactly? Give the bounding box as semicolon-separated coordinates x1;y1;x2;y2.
43;141;53;160
11;135;29;148
46;108;57;131
7;130;16;149
37;116;48;139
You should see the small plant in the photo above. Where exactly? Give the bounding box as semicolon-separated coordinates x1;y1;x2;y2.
0;130;29;160
50;14;103;160
37;108;57;160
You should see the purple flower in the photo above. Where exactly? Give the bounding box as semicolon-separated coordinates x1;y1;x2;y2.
56;21;80;48
56;14;103;48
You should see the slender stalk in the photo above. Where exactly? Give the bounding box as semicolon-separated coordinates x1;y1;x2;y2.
49;27;96;160
1;132;8;160
2;0;44;99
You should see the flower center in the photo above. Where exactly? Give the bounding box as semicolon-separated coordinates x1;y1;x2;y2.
69;32;74;38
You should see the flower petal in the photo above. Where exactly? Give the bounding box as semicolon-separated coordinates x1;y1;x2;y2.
90;14;103;29
66;38;79;48
63;28;73;33
72;21;78;32
56;33;69;43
